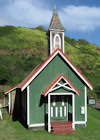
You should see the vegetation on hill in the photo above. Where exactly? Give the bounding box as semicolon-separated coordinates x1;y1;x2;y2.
0;26;100;98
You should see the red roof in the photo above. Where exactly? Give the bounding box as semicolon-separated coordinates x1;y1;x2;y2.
4;84;19;94
19;48;93;91
5;48;93;93
41;74;80;96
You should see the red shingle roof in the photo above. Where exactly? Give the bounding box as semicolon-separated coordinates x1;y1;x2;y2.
5;48;93;93
4;84;19;94
41;74;80;96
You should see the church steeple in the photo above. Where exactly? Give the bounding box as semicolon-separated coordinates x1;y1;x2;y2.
47;8;65;56
49;7;65;31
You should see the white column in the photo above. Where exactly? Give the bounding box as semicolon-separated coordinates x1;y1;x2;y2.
48;94;51;132
50;32;52;54
67;97;68;121
9;92;10;114
85;86;87;125
72;94;75;129
62;32;65;53
27;86;29;125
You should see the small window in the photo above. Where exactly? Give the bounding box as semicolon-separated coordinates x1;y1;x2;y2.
54;34;61;49
55;36;59;47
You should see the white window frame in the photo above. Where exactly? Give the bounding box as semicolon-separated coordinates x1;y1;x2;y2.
54;34;61;49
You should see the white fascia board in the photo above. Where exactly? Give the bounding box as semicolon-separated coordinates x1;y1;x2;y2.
49;29;65;32
22;50;93;91
21;50;59;91
5;87;17;94
49;93;73;96
58;51;93;90
46;76;78;96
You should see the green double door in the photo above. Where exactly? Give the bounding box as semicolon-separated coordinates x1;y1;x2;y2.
51;95;68;121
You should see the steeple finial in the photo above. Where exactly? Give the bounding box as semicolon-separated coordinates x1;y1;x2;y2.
54;4;56;10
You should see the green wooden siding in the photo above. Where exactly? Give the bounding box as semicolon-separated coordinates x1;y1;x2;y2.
29;54;85;124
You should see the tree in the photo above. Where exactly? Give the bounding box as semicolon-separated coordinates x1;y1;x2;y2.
0;65;9;85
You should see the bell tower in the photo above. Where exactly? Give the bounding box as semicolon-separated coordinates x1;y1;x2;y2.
47;7;65;55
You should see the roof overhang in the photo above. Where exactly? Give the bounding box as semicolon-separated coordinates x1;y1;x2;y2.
41;74;80;96
4;84;19;94
18;48;93;91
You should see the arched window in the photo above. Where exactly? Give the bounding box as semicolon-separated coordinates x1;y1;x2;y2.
54;34;61;49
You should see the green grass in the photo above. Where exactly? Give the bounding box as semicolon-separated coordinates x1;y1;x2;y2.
0;106;100;140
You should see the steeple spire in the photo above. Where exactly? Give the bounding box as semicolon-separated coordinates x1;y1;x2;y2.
54;4;56;10
49;7;65;31
47;8;65;55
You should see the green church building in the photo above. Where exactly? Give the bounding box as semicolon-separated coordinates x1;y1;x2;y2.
5;8;93;134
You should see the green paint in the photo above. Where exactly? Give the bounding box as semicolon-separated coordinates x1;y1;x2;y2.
29;54;85;125
51;96;68;121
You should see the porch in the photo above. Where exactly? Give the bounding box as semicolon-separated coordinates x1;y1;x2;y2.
51;121;76;134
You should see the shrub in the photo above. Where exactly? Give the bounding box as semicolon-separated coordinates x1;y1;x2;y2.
65;36;76;46
78;39;89;45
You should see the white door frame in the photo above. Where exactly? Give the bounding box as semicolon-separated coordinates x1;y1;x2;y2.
48;93;75;132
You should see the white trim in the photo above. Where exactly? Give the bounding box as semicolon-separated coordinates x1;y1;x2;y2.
64;106;66;117
8;92;11;114
49;29;65;32
5;87;17;94
29;123;45;128
60;107;62;117
50;93;73;96
54;34;61;49
74;121;86;124
85;86;87;122
67;97;68;121
72;93;75;129
21;50;93;91
48;93;74;131
62;32;65;53
51;107;53;117
48;94;51;132
45;76;79;96
50;31;52;54
55;107;58;117
27;86;29;125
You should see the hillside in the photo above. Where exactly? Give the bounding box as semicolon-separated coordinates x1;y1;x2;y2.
0;26;100;98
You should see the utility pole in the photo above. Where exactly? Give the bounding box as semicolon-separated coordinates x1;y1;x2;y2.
88;29;89;42
93;30;95;44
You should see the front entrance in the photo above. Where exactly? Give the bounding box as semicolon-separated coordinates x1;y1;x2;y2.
48;93;74;132
51;95;68;121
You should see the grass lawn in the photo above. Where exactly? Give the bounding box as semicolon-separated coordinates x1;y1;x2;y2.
0;106;100;140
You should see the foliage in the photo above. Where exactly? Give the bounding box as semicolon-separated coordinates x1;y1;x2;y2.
36;25;47;32
65;36;76;46
78;39;89;45
0;65;9;85
0;90;4;98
